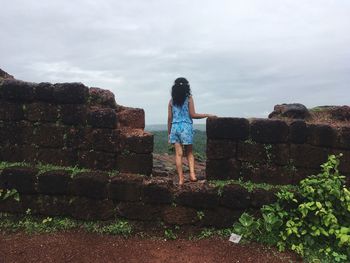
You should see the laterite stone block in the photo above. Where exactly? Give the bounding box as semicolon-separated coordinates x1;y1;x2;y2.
0;167;38;194
1;79;36;102
220;184;251;209
118;131;153;154
52;82;89;104
37;170;72;195
290;144;330;169
24;102;59;122
87;107;117;128
289;120;308;144
108;174;143;202
307;124;337;147
117;153;152;175
116;202;162;221
205;159;241;180
70;171;110;199
116;106;145;129
78;150;117;171
175;187;218;209
60;104;87;125
0;101;24;121
142;179;173;204
250;119;289;143
206;139;236;160
206;117;250;140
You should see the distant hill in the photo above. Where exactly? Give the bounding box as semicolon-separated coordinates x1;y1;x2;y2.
146;124;206;131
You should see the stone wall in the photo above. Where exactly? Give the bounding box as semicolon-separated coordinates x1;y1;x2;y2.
0;166;277;227
206;118;350;185
0;79;153;174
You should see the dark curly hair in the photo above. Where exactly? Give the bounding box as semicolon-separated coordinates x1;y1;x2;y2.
171;77;191;106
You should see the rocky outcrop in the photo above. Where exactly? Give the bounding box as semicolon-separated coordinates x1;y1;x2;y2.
0;68;14;80
268;103;310;120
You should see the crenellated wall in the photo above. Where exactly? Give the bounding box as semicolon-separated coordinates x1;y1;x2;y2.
0;79;153;174
206;117;350;185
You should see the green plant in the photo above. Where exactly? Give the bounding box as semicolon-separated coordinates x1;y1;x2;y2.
197;211;205;220
197;228;215;239
0;189;20;201
233;154;350;262
264;144;273;164
164;228;177;240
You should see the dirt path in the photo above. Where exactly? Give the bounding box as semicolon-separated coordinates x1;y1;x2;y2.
0;231;301;263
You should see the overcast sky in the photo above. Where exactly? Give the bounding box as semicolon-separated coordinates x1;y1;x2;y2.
1;1;350;124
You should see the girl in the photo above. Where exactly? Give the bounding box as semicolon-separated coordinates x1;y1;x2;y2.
168;77;216;186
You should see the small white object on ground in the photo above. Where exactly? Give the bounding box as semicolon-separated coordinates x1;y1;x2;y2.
229;233;242;243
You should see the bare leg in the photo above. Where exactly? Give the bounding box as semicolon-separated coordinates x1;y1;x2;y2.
185;145;197;181
174;143;184;185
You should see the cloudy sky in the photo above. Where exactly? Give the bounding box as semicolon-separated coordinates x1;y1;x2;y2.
1;0;350;124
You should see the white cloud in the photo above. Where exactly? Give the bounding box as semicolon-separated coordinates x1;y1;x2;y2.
1;0;350;124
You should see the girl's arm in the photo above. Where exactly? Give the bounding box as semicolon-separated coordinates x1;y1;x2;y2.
167;100;172;140
188;96;216;119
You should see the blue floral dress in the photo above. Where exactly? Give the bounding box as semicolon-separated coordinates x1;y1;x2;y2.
169;97;194;145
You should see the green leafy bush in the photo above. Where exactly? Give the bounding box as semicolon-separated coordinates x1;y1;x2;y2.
233;154;350;262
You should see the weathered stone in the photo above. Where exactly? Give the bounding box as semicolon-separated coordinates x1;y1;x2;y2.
52;82;89;104
175;187;218;209
70;171;110;199
87;107;117;128
337;127;350;149
330;105;350;121
24;102;59;122
0;194;32;214
205;159;241;180
36;148;77;167
0;68;14;80
142;179;173;204
250;188;278;208
34;195;72;216
290;144;330;169
116;202;162;221
37;170;72;195
88;128;119;153
116;106;145;129
199;208;243;228
108;174;143;201
332;150;350;174
206;139;236;160
241;163;294;185
307;124;337;147
162;206;198;225
289;120;308;144
220;184;251;209
117;153;152;175
118;131;153;154
0;167;38;194
0;101;24;121
206;117;249;140
64;127;88;149
21;145;39;163
0;145;23;162
34;82;54;102
237;141;266;163
78;150;117;171
33;124;66;148
60;104;87;125
88;87;117;108
0;121;25;145
250;119;289;143
268;103;310;119
70;197;115;220
1;79;36;102
293;168;320;184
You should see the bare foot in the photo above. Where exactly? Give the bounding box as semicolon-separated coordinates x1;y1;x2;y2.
189;174;198;182
179;176;184;186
